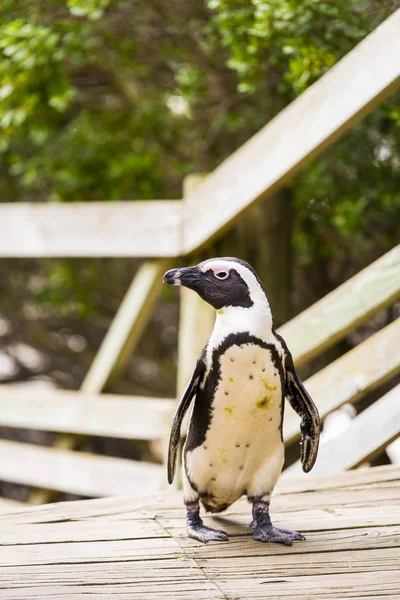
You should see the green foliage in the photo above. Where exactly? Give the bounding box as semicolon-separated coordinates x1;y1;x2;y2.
0;19;75;137
206;0;369;97
67;0;111;20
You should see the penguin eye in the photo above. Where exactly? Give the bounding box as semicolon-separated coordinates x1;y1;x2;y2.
214;270;229;280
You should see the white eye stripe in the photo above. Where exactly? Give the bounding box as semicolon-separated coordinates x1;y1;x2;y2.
200;259;232;274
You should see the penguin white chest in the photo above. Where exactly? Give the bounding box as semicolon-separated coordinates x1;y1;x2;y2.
185;343;284;504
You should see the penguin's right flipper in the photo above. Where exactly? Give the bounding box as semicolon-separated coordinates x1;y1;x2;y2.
167;359;205;484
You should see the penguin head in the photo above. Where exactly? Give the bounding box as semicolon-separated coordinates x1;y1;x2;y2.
163;257;268;311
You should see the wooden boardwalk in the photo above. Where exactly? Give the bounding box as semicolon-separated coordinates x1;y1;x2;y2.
0;465;399;599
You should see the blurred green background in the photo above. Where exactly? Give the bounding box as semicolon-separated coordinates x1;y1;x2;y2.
0;0;399;499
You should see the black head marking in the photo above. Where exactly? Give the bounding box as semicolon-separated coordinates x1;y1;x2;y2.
217;257;267;292
163;257;257;309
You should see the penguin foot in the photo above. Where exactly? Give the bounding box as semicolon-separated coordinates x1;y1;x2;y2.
249;498;306;545
185;501;228;543
187;523;229;543
253;524;305;546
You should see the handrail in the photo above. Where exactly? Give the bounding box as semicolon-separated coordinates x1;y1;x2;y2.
279;245;400;367
0;201;182;258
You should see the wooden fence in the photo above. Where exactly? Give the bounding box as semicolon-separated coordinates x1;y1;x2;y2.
0;9;399;507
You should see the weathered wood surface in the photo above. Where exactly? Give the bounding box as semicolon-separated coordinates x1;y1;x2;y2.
183;9;400;253
283;318;400;445
0;440;164;497
278;245;400;367
0;466;399;599
0;201;182;257
0;386;174;440
287;384;400;476
0;498;23;513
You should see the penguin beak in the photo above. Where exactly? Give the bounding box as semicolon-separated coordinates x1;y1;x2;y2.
163;266;201;288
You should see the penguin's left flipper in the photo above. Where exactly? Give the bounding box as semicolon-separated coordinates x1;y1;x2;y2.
286;364;320;472
167;358;205;484
275;333;321;472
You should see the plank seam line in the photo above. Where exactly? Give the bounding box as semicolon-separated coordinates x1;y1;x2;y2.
154;515;230;600
0;556;198;569
0;533;173;547
172;539;400;562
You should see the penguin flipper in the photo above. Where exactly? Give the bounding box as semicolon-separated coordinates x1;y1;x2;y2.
274;332;320;472
167;359;204;484
285;364;320;473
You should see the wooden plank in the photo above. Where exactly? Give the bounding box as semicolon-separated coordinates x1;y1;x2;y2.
0;440;165;497
0;519;167;545
0;533;225;600
0;559;206;586
0;498;24;513
277;464;400;495
283;318;400;445
183;10;400;253
0;549;398;595
0;201;182;257
217;571;400;599
164;503;400;537
278;245;400;366
0;582;222;600
180;526;400;560
0;386;174;441
0;493;183;524
287;384;400;476
81;259;172;393
200;547;400;579
0;536;184;566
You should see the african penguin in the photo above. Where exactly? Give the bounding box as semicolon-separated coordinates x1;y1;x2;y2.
163;257;320;545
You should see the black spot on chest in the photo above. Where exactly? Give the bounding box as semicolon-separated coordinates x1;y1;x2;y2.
185;332;285;454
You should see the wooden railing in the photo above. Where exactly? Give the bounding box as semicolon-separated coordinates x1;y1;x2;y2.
0;9;399;505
